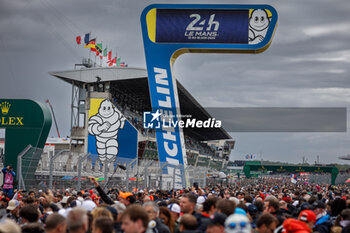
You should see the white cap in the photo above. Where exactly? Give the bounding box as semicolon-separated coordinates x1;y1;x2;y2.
197;196;206;204
7;200;19;210
60;207;72;218
61;196;70;204
82;200;96;211
168;203;181;214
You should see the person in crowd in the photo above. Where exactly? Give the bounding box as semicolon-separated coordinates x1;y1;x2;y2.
298;210;316;232
283;210;313;233
44;213;67;233
225;213;252;233
168;203;181;224
6;199;20;223
143;201;170;233
205;212;226;233
216;199;236;216
21;222;45;233
179;214;197;233
264;198;285;226
337;209;350;233
196;197;218;232
331;198;347;217
92;216;115;233
247;204;259;228
104;205;121;233
89;176;115;205
2;165;15;198
66;207;89;233
121;205;149;233
159;207;176;233
19;205;40;226
0;218;21;233
256;213;278;233
313;200;332;233
119;191;136;206
91;206;114;221
180;193;198;215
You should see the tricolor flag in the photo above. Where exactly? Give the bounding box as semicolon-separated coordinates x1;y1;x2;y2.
89;39;96;52
76;36;81;45
291;174;297;184
85;38;96;49
84;33;90;45
116;57;121;67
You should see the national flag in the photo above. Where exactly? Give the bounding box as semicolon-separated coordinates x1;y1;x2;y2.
103;48;107;57
291;174;297;184
116;57;121;67
120;61;126;67
89;39;96;52
108;57;117;66
84;33;90;45
108;51;112;61
96;43;102;53
85;38;96;48
76;36;81;45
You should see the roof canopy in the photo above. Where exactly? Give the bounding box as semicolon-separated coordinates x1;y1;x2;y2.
50;67;231;141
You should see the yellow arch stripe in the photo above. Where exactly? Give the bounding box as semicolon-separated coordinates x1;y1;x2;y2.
146;8;157;43
249;9;272;18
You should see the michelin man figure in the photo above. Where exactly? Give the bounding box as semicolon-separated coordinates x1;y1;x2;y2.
88;99;126;162
249;9;270;44
225;214;252;233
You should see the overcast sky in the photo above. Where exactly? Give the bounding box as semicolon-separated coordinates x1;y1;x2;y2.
1;0;350;164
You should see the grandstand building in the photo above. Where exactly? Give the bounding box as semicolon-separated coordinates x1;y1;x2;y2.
0;65;235;189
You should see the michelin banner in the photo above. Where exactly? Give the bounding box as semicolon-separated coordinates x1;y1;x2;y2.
141;4;278;188
87;98;138;166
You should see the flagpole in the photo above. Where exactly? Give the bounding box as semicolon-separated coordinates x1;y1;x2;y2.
104;44;107;68
88;32;91;63
94;37;97;67
100;41;103;67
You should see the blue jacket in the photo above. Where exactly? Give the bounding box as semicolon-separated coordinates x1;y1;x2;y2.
2;167;15;177
315;214;332;233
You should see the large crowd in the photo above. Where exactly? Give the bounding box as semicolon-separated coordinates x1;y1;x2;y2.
0;169;350;233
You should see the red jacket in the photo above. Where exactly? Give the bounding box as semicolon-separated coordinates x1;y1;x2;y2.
283;218;311;233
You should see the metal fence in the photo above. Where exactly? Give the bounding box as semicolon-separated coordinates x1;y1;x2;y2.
14;146;214;192
16;145;349;191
